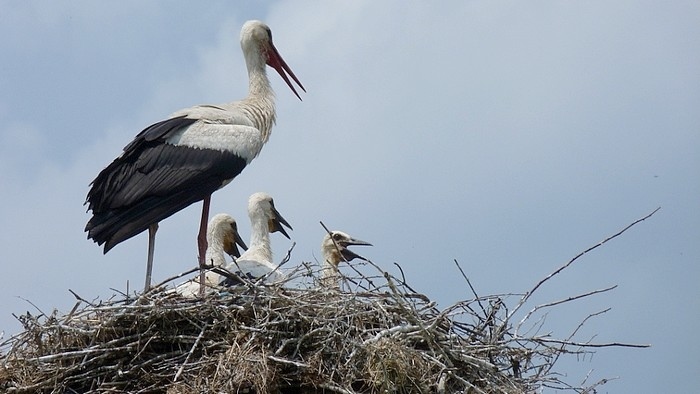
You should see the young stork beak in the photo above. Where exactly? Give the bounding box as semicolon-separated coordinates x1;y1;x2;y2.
223;221;248;259
339;237;373;262
268;204;293;239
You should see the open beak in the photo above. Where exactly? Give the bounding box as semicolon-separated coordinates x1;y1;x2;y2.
268;205;293;239
266;43;305;100
340;238;372;262
224;225;248;259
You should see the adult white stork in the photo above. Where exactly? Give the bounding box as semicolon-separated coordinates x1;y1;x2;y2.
84;20;304;293
220;192;292;286
174;213;247;298
320;231;372;288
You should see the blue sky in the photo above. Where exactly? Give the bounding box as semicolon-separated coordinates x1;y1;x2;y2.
1;1;698;392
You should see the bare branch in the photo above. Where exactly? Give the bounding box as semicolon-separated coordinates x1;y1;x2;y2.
516;285;618;334
454;259;488;318
509;207;660;320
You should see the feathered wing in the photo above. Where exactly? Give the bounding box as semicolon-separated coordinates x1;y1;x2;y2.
85;116;247;252
86;116;195;213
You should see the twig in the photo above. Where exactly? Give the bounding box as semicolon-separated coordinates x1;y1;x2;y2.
151;266;202;290
454;259;488;317
174;323;208;381
16;296;47;317
257;242;296;284
363;324;422;345
68;289;95;308
509;207;660;320
267;355;309;368
516;285;617;334
318;383;359;394
535;338;650;348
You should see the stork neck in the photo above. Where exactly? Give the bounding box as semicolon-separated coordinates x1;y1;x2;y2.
247;67;274;98
243;68;276;143
247;217;273;264
320;249;342;288
204;236;227;269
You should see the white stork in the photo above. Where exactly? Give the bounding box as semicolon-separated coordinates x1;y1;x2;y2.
220;192;291;286
320;231;372;288
84;20;304;293
174;213;247;298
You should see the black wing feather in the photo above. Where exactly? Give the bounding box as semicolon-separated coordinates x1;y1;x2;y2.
86;116;196;212
85;117;247;253
123;115;194;152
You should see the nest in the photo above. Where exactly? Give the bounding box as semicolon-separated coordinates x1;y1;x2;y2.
0;212;656;393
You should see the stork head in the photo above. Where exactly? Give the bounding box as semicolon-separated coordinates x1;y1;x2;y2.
248;192;293;239
208;213;248;259
322;231;373;266
240;20;305;100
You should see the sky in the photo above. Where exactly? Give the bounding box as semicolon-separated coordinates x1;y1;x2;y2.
0;1;698;392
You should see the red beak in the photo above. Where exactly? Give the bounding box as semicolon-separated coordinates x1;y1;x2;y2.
266;44;305;100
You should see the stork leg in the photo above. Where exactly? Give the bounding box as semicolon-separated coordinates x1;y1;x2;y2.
144;223;158;292
197;195;211;297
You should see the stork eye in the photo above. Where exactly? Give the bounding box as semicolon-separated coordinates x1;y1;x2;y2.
332;233;342;240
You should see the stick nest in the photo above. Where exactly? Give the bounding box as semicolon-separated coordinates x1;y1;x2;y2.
1;229;653;394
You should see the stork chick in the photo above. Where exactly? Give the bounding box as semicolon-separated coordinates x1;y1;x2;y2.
175;213;247;298
320;231;372;288
220;192;292;286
